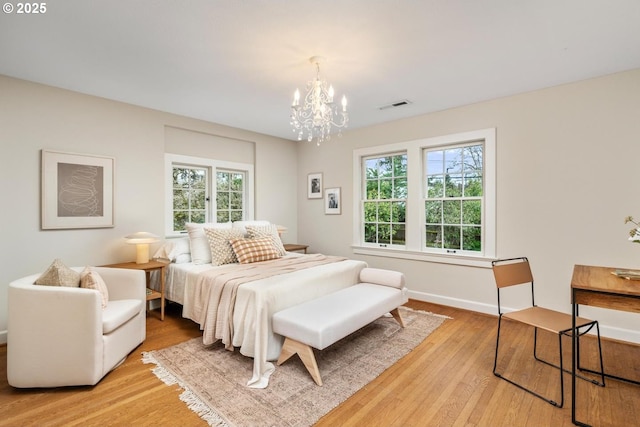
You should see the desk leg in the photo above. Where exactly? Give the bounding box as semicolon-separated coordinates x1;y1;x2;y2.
572;292;590;427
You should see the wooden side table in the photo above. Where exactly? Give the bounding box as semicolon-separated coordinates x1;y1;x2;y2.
283;243;309;254
101;260;169;320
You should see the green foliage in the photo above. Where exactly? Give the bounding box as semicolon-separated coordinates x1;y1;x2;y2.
171;167;246;232
363;154;408;246
172;167;207;231
424;144;483;252
216;171;244;223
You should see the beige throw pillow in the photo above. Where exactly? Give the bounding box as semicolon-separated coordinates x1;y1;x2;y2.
186;222;232;264
34;259;81;287
80;267;109;309
203;227;245;266
230;237;281;264
246;224;287;257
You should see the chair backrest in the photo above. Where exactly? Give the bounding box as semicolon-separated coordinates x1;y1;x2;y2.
492;257;533;288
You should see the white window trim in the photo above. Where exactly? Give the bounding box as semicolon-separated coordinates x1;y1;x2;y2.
352;128;496;268
165;153;255;237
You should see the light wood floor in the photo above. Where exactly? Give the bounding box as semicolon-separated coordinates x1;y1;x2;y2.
1;300;639;427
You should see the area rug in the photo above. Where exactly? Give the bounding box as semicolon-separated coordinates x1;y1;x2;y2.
142;307;448;427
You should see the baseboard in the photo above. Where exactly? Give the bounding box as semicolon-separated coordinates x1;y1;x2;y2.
407;290;497;316
0;330;7;345
407;290;640;345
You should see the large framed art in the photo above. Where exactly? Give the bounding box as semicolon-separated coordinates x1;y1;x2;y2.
41;150;115;229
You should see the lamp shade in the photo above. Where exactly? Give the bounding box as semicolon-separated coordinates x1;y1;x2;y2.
124;232;159;264
124;232;159;244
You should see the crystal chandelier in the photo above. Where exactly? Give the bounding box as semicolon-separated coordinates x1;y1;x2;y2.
290;56;348;146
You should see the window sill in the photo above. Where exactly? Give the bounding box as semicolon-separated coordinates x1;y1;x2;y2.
351;246;494;268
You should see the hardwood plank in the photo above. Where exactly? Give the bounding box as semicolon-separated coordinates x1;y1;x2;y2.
1;300;639;426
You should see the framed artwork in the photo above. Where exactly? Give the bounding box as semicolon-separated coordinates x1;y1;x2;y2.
324;187;341;215
41;150;115;229
307;172;323;199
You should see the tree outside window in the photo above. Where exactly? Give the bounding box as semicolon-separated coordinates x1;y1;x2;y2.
363;153;407;247
172;166;207;232
424;144;483;253
216;170;245;223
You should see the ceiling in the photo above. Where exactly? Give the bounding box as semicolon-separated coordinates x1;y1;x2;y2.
1;1;639;141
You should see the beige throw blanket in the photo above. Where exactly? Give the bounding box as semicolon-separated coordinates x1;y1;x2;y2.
189;254;346;348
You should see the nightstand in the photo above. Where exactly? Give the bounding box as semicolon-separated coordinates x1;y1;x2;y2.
101;260;169;320
283;243;309;254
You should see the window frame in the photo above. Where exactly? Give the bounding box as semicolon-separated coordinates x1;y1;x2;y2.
352;128;496;268
165;154;254;236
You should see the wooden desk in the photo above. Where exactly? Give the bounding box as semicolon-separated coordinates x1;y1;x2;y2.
102;260;169;320
571;265;640;426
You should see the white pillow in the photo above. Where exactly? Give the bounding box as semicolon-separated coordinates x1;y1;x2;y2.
174;253;192;264
153;237;191;263
232;220;271;237
186;222;232;264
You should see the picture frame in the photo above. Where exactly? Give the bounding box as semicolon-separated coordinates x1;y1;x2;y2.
307;172;323;199
41;150;115;229
324;187;341;215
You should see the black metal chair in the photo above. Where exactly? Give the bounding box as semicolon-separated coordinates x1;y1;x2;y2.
492;257;605;407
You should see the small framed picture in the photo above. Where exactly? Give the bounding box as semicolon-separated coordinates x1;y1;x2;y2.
324;187;341;215
308;172;323;199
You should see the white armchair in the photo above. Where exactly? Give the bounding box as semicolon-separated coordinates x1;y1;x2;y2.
8;267;146;388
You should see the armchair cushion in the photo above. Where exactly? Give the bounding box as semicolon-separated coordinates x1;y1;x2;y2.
102;299;142;334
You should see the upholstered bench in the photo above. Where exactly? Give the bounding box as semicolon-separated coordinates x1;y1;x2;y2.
272;267;408;385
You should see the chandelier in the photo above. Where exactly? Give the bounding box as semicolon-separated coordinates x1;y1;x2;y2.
290;56;348;146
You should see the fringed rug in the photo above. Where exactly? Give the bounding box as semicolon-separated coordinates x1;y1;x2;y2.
142;307;448;427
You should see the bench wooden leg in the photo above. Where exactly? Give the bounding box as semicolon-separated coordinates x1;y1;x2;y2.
276;337;323;386
390;308;405;328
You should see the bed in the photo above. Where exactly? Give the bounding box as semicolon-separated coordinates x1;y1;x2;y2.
151;251;367;388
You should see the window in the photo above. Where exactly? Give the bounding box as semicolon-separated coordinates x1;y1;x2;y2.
165;154;254;235
353;129;495;267
424;143;483;254
216;170;245;223
172;165;208;231
363;153;407;247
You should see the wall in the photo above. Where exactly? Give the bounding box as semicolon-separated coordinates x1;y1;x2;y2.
0;75;298;343
297;68;640;342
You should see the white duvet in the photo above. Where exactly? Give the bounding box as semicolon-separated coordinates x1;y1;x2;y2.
160;254;367;388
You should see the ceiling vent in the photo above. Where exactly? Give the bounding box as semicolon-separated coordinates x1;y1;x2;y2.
379;99;412;110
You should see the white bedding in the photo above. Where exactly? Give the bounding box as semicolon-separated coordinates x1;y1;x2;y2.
153;253;367;388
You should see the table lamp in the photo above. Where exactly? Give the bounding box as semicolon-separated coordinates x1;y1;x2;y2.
125;232;160;264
